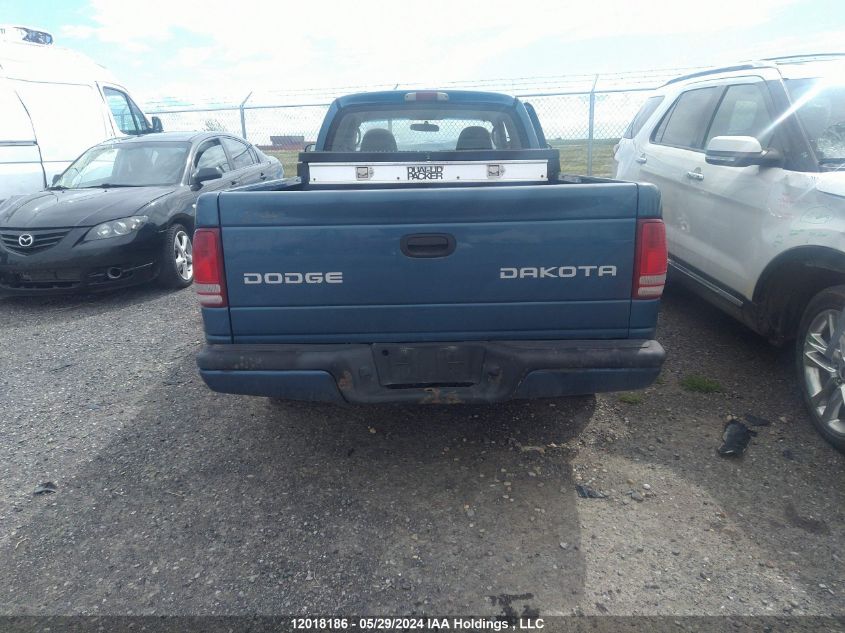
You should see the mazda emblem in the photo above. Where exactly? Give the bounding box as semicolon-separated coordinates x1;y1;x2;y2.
18;234;34;247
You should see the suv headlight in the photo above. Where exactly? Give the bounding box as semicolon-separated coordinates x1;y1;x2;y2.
86;216;148;240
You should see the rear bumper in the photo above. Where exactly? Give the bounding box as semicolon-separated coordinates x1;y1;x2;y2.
196;339;665;404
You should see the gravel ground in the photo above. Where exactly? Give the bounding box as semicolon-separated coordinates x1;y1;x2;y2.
0;283;842;618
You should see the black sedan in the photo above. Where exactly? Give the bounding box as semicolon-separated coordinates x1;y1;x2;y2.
0;132;283;294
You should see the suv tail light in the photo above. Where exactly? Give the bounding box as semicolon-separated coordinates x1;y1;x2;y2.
193;228;228;307
633;219;667;299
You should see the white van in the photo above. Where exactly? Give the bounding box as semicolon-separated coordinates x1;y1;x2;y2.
0;25;162;202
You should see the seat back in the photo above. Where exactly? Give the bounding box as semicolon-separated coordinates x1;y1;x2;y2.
456;126;493;150
360;128;397;152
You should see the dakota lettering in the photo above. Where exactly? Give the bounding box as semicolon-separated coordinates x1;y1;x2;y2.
499;265;617;279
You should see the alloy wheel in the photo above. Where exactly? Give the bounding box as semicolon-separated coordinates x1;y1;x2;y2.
174;230;193;281
803;308;845;437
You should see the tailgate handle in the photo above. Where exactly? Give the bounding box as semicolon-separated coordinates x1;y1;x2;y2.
401;233;456;258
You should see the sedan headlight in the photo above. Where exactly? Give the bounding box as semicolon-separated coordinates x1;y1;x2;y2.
86;216;148;240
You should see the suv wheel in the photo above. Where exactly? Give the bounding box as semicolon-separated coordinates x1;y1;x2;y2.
797;285;845;453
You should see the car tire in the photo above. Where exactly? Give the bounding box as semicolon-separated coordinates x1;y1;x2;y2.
796;285;845;453
157;223;194;289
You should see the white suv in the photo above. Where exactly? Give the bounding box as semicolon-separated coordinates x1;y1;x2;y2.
615;55;845;452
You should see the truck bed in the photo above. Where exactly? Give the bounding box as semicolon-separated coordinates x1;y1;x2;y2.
193;88;667;404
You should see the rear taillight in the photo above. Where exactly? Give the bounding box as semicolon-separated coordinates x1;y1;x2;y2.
193;228;228;307
633;219;667;299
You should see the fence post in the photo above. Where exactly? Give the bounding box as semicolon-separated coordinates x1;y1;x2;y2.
239;92;252;140
587;74;599;176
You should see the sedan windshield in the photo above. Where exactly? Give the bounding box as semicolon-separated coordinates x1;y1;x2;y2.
785;78;845;164
54;142;190;188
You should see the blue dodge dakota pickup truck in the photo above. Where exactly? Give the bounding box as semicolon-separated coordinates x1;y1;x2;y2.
193;90;667;404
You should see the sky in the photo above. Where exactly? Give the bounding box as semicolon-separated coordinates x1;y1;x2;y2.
1;0;844;108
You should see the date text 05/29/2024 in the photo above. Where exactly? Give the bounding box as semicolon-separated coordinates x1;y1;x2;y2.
291;617;546;630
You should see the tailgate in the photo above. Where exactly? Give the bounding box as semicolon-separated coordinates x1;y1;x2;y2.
218;183;640;343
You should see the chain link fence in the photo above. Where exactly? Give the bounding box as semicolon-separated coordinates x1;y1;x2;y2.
145;69;694;177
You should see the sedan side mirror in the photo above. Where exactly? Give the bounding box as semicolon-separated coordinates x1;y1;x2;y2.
151;116;164;133
705;135;783;168
51;174;60;186
192;167;222;187
303;143;316;152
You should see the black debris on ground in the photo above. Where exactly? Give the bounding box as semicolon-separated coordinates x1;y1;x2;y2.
32;482;57;495
718;420;757;457
576;484;607;499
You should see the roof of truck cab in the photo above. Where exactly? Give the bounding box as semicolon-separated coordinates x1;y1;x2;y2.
334;90;519;108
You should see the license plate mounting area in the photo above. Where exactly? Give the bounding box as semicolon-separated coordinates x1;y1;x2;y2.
372;343;486;388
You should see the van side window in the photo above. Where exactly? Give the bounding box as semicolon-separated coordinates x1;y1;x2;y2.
652;87;722;150
623;96;664;139
104;87;147;135
705;84;774;147
195;140;230;173
128;99;150;132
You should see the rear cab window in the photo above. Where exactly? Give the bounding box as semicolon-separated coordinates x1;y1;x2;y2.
325;105;526;152
522;102;547;146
